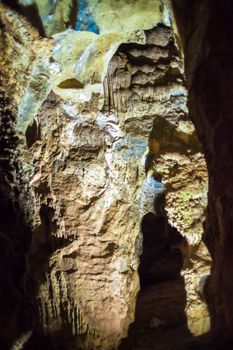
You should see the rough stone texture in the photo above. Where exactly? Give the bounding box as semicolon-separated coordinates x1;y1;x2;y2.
148;117;210;335
24;92;142;349
0;3;38;102
88;0;171;35
0;2;211;349
172;0;233;343
1;0;78;37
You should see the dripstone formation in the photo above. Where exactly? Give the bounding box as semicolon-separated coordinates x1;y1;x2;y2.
0;1;212;349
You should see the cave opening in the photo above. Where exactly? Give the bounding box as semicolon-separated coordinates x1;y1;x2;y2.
120;192;192;350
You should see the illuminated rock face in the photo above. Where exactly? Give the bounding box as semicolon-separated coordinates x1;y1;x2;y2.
0;2;210;349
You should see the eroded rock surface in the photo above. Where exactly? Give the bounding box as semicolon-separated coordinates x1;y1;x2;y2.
0;2;211;349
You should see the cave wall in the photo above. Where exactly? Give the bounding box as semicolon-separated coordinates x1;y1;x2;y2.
0;5;38;348
0;93;34;349
0;1;211;348
172;0;233;341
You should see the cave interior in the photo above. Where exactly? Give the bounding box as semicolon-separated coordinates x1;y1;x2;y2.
0;0;233;349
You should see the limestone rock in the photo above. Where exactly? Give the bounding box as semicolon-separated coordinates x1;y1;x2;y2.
0;2;212;349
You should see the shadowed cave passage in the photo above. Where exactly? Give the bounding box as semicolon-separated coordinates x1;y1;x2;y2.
120;210;191;350
0;93;34;349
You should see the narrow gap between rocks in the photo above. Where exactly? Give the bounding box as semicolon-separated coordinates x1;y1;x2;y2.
120;193;191;350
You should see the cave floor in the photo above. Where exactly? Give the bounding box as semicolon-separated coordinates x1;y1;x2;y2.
119;277;191;350
119;278;229;350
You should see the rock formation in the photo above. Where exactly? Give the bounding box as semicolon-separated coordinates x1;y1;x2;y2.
0;1;213;349
172;0;233;346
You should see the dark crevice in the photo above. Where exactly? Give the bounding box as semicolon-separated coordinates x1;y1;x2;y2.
120;195;191;350
0;93;34;349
